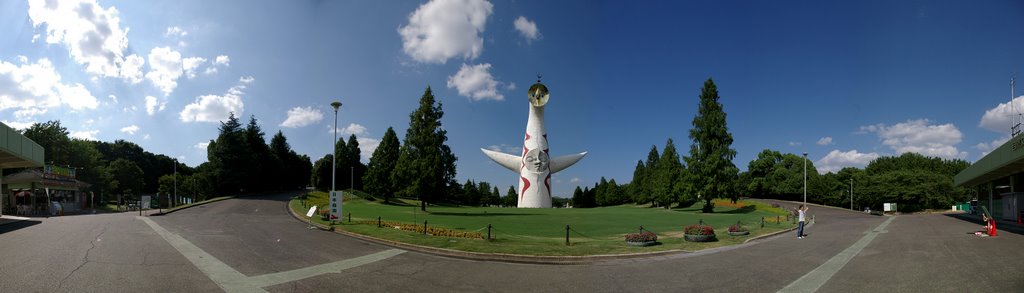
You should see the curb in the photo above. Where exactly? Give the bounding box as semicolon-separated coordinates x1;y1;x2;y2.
149;196;236;216
285;200;799;265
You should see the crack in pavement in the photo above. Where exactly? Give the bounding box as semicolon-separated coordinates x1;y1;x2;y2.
57;225;109;290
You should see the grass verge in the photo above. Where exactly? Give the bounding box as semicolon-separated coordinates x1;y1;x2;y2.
291;191;796;256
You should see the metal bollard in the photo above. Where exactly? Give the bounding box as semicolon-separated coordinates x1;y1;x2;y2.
348;213;351;223
377;216;381;228
423;220;428;235
487;224;492;241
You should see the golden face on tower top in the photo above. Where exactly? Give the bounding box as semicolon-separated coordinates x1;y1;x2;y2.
528;82;549;107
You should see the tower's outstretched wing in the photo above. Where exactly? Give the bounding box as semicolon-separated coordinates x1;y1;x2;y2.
481;148;521;172
550;151;587;173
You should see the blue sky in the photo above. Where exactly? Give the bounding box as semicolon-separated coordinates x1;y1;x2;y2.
1;0;1023;197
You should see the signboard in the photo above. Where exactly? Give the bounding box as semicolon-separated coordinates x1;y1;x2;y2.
330;191;342;220
306;206;317;217
43;165;76;181
141;196;151;209
883;203;897;212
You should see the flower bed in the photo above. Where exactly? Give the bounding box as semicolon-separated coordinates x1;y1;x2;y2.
684;224;716;242
728;222;749;236
356;220;484;239
624;231;658;246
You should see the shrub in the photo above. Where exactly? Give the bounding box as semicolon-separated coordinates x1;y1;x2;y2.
625;231;658;242
684;224;715;235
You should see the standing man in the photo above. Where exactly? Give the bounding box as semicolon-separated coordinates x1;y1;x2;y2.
797;204;808;239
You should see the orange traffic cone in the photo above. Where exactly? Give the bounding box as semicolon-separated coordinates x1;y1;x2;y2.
988;219;998;237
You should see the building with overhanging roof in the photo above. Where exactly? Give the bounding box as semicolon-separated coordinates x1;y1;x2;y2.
0;122;45;217
954;135;1024;221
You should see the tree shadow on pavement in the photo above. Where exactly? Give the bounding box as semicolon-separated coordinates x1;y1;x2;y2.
0;220;41;234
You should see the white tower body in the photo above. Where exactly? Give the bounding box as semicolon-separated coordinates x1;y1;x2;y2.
481;80;586;208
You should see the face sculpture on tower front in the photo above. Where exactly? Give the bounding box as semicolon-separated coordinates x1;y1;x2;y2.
524;148;549;173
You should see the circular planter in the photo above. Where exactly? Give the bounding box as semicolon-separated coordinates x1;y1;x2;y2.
684;234;717;242
625;240;657;247
728;231;749;236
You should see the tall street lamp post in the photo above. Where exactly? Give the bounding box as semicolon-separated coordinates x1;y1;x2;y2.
331;101;342;192
803;152;808;204
850;178;854;210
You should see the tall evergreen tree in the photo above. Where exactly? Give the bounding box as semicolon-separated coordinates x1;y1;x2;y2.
686;78;739;213
207;113;245;195
503;186;518;207
653;139;684;208
629;161;647;204
364;127;401;202
243;115;274;192
393;87;458;211
343;134;366;190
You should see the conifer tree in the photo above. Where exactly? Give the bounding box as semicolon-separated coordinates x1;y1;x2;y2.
393;87;458;211
364;127;400;202
686;78;739;213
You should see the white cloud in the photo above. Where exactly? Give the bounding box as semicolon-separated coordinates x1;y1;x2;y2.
356;137;381;163
165;26;187;38
447;63;504;101
143;133;150;140
280;106;324;128
182;57;206;79
70;129;99;140
860;119;967;159
121;54;145;84
14;108;47;120
108;94;118;104
194;142;209;149
975;135;1011;158
179;77;250;122
788;141;801;146
817;137;833;145
2;120;35;130
27;0;130;78
144;95;166;115
398;0;493;64
979;95;1024;133
145;47;183;96
513;16;541;42
205;55;230;75
506;82;516;91
0;58;99;115
214;55;230;66
569;177;582;184
120;124;139;135
815;149;880;174
335;123;368;136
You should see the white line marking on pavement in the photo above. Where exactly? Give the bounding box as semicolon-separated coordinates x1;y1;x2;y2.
778;216;896;293
139;216;405;292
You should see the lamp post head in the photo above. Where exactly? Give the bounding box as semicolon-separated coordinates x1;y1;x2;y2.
803;152;808;157
331;101;342;112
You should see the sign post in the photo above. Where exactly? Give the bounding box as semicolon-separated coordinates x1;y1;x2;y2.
330;191;342;224
306;206;317;229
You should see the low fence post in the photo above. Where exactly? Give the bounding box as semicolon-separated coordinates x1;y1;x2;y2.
348;212;351;223
377;216;381;228
639;225;644;233
565;225;570;245
777;215;780;224
423;220;428;235
487;224;492;241
761;216;765;228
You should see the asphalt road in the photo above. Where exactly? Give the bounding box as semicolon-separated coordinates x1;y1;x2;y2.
2;194;1022;292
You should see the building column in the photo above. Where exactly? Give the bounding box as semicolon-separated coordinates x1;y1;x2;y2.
989;181;994;216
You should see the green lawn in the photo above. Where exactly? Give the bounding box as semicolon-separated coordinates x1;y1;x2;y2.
291;191;796;256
